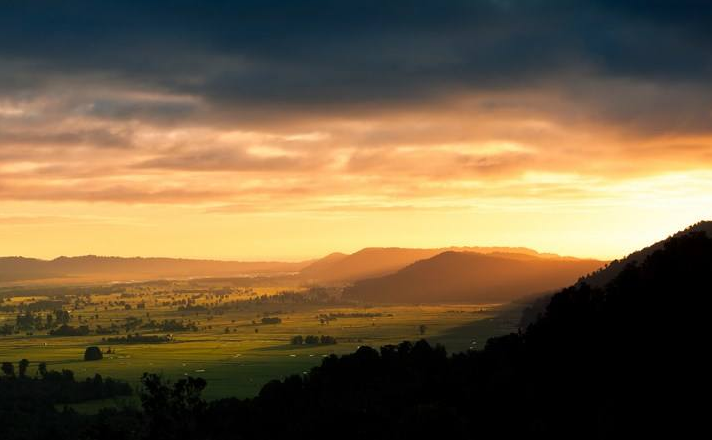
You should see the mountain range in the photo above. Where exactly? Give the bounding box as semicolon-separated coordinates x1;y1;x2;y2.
0;246;599;285
0;256;311;283
298;246;583;283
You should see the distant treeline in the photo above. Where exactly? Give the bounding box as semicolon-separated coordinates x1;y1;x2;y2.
1;310;72;335
49;324;90;336
0;299;66;313
102;333;173;344
290;335;337;345
315;312;391;324
318;312;390;320
0;284;123;300
3;315;198;338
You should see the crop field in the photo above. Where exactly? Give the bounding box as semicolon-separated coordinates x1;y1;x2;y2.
0;279;522;403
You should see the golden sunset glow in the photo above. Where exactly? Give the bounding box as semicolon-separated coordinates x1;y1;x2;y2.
2;94;712;260
1;2;711;262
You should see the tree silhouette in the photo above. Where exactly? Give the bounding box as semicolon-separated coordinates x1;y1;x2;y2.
18;359;29;378
37;361;47;378
84;346;103;361
1;361;14;377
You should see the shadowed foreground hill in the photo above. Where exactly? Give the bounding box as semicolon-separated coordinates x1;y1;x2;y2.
343;251;605;303
300;246;588;284
581;220;712;287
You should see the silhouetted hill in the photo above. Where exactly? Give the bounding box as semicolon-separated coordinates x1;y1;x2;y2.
0;255;312;283
343;251;605;303
299;248;444;282
300;246;585;283
580;220;712;287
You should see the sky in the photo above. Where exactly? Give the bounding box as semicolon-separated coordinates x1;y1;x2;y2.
1;0;711;261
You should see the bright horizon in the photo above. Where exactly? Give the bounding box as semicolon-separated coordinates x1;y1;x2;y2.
0;215;705;262
1;193;709;261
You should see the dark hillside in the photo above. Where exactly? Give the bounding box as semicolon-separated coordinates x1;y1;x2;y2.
580;220;712;287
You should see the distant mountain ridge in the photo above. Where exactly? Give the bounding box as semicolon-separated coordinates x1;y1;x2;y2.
343;251;606;303
580;221;712;287
0;255;312;283
1;242;609;286
299;246;586;283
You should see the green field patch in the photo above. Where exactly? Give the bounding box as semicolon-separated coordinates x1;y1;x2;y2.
1;280;521;400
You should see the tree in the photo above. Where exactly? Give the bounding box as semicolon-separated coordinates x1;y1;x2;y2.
140;373;207;440
18;358;29;378
418;324;427;335
1;361;14;377
290;335;304;345
54;309;70;325
37;361;47;378
84;346;103;361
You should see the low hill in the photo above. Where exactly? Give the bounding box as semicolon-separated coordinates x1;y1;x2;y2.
343;251;605;303
580;220;712;287
0;257;62;282
300;246;584;283
300;248;445;283
298;252;349;278
0;255;312;283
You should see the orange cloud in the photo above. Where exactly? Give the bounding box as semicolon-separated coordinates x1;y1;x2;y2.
1;83;711;260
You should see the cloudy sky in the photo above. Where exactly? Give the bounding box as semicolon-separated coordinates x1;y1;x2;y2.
1;0;711;260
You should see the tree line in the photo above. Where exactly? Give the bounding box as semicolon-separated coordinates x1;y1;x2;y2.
290;334;337;345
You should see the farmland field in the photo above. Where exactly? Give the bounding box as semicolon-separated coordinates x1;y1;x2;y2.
0;278;523;402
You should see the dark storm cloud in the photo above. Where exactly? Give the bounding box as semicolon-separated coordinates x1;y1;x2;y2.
1;128;133;148
135;147;317;172
0;0;711;129
85;99;198;122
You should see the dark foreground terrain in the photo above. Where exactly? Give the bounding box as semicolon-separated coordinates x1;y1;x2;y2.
2;230;707;439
